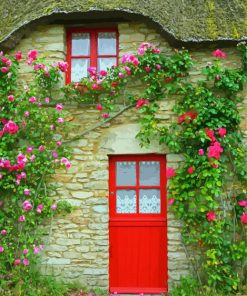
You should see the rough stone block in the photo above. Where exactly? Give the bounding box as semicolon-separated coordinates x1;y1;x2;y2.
46;258;71;265
71;191;94;199
92;205;108;213
83;268;107;275
56;238;80;245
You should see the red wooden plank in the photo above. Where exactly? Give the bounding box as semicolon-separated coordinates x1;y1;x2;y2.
109;287;167;293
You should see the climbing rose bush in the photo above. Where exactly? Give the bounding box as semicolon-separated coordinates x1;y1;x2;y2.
63;42;247;294
1;41;246;295
0;50;72;291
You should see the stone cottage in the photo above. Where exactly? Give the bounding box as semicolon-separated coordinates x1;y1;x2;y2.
0;0;246;293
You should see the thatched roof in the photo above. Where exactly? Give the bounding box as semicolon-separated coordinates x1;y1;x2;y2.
0;0;247;49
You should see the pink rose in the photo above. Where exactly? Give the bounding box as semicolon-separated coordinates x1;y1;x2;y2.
21;172;27;179
38;145;45;152
52;151;58;158
6;60;12;67
28;50;38;60
44;97;50;103
156;64;161;70
167;167;176;178
240;212;247;224
100;70;107;76
36;204;44;214
23;258;30;266
218;127;227;138
15;51;22;60
14;259;21;265
23;200;32;211
88;67;97;76
57;61;68;72
206;211;216;221
1;229;7;236
238;200;247;208
23;248;28;255
19;215;25;222
24;111;30;117
55;103;63;111
7;95;14;102
51;204;57;211
58;117;64;123
153;48;161;54
30;155;36;162
4;120;19;134
0;246;4;253
96;104;103;111
2;57;8;63
168;198;175;205
27;59;33;65
213;49;226;59
17;153;27;164
61;157;71;169
1;67;9;73
118;73;124;78
124;66;131;75
145;66;151;72
24;189;31;195
56;141;62;146
138;47;145;55
102;113;110;119
29;96;37;103
27;146;33;154
187;166;194;174
132;58;139;66
33;246;40;254
198;149;204;156
136;99;150;109
208;142;223;159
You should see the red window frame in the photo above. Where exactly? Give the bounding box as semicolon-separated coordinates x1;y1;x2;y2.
109;154;167;221
66;28;119;83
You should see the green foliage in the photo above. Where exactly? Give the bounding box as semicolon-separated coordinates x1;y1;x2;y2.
165;46;247;293
64;42;247;294
0;51;72;293
1;42;247;295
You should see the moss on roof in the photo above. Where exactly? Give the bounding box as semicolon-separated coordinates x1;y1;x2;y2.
0;0;247;48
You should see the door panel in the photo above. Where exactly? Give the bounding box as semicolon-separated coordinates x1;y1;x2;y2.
109;155;167;293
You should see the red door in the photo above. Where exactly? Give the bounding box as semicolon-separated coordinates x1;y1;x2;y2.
109;154;167;294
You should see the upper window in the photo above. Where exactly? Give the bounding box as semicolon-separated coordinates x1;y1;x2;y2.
66;28;118;83
109;155;167;219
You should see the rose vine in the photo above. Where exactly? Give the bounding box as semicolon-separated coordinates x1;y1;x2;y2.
0;41;246;294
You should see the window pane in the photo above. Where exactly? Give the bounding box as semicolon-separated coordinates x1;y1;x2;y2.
71;58;89;82
117;190;136;213
139;189;160;213
98;32;116;55
116;161;136;186
140;161;160;185
98;58;116;72
72;33;90;56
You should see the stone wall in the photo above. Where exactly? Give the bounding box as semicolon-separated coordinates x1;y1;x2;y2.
7;20;247;291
